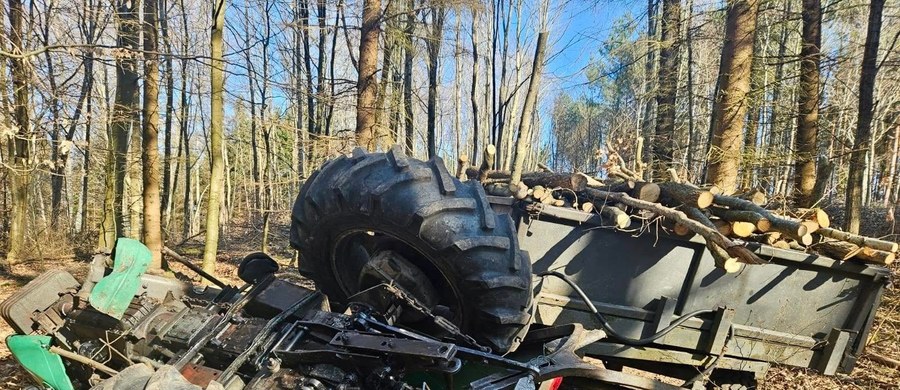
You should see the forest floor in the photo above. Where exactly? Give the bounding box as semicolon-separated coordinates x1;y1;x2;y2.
0;212;898;389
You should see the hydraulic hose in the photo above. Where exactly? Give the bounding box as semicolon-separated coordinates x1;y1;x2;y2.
538;271;715;346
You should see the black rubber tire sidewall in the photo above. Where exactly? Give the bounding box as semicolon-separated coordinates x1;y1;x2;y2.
290;146;533;353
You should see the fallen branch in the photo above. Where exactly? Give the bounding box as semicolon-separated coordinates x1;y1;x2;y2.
658;182;713;209
584;188;765;266
817;227;899;253
713;195;808;239
813;240;895;265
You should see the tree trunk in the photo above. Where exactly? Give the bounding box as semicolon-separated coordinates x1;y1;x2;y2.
684;0;695;178
79;89;93;233
706;0;758;193
202;0;227;276
426;6;446;159
4;0;29;267
741;35;764;190
845;0;885;234
510;31;549;184
641;0;659;178
356;0;381;150
160;0;175;229
793;0;822;207
403;0;414;155
454;15;462;160
143;0;163;270
884;124;899;207
179;0;191;240
101;0;141;249
470;10;480;164
652;0;681;179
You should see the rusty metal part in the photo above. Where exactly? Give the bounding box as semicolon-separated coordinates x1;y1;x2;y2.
180;363;224;388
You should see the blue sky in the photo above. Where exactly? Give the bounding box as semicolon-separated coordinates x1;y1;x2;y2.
546;1;641;92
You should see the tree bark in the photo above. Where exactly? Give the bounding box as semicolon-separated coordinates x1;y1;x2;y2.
640;0;659;178
4;0;29;267
510;32;548;184
160;0;175;229
846;0;885;234
143;0;163;270
179;0;191;240
101;0;141;249
706;0;758;193
652;0;681;178
356;0;381;150
470;11;480;164
793;0;822;207
202;0;227;276
426;6;446;159
403;0;414;155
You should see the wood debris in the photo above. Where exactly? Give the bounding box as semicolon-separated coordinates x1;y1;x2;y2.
466;151;899;271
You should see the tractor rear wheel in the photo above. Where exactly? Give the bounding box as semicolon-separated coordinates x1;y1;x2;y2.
289;146;533;353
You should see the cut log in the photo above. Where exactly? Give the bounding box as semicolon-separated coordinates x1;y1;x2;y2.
673;205;764;265
507;181;529;200
814;240;895;265
682;207;749;271
594;180;635;193
456;156;469;180
533;185;548;201
484;183;511;197
707;242;743;273
747;232;782;245
465;169;591;192
630;182;661;203
817;227;899;253
735;189;767;206
673;222;693;236
800;220;820;235
580;202;594;213
796;207;830;229
578;172;604;188
731;221;757;238
521;172;588;191
477;145;496;181
713;195;807;238
658;182;714;209
712;219;733;237
709;207;771;232
598;205;630;229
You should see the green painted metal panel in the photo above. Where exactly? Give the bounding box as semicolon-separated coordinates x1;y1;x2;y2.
90;237;152;319
6;335;74;390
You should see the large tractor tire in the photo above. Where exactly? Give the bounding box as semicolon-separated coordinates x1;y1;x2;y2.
289;146;533;353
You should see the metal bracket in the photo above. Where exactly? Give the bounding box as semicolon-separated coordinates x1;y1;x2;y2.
705;306;734;354
817;328;851;375
652;296;679;334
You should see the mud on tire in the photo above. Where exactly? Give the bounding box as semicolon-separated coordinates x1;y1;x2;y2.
289;146;533;353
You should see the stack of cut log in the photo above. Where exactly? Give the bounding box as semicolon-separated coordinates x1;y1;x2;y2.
460;152;897;273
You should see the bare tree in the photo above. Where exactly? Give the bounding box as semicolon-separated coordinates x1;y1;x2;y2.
356;0;381;150
100;0;141;249
143;0;163;270
846;0;886;233
510;25;549;183
793;0;822;207
706;0;758;192
425;4;447;159
4;0;30;267
652;0;681;179
202;0;227;275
